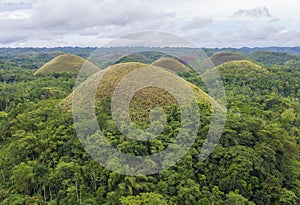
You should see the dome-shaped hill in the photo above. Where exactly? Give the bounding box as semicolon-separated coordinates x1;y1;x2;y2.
216;60;266;72
210;52;245;66
34;54;100;75
201;60;268;99
151;58;190;73
115;53;154;64
95;62;207;103
65;62;222;124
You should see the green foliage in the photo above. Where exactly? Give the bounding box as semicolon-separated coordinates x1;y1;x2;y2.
224;190;253;205
248;50;300;66
0;49;299;204
120;192;169;205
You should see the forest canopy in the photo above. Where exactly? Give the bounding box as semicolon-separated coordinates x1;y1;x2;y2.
0;48;299;205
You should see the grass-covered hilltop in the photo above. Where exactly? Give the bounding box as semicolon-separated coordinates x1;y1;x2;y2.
210;52;245;66
0;47;299;204
34;54;100;75
151;57;190;73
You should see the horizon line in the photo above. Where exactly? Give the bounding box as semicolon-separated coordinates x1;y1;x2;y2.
0;46;300;49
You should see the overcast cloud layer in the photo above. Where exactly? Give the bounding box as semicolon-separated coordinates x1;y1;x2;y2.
0;0;299;47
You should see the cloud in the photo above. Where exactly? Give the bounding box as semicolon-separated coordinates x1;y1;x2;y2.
0;0;175;46
0;10;30;20
0;1;299;47
106;31;195;47
29;0;174;30
180;17;212;30
0;2;32;12
242;26;281;40
269;18;280;23
234;7;271;18
0;0;36;3
184;24;300;48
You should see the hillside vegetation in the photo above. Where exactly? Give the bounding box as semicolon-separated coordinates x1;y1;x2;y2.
0;49;299;205
248;50;300;65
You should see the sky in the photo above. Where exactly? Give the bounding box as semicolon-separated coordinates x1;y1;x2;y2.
0;0;299;48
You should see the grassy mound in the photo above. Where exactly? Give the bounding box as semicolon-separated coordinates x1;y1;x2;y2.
34;54;100;75
199;60;269;86
151;58;190;73
95;62;208;103
115;53;154;64
216;60;265;72
65;62;221;124
210;52;245;66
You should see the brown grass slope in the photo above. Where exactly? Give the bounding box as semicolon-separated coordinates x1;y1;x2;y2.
151;58;190;73
34;54;100;75
210;52;245;66
65;62;222;122
95;62;207;102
